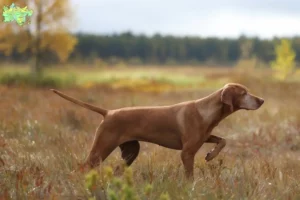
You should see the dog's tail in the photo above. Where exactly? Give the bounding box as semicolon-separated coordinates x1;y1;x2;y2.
50;89;108;116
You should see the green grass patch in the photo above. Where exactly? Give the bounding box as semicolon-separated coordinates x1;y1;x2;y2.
0;66;232;91
0;73;77;88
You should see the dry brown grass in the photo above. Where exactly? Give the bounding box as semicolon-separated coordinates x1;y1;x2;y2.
0;67;300;199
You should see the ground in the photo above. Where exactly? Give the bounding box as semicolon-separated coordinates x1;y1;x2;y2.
0;66;300;199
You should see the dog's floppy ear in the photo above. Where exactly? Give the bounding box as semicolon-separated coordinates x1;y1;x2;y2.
221;86;234;112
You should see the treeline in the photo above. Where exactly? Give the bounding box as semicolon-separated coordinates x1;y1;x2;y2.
73;32;300;65
2;32;300;65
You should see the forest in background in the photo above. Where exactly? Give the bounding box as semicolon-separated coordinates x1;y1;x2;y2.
1;32;300;66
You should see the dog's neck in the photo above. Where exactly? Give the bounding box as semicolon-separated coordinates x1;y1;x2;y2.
195;89;234;126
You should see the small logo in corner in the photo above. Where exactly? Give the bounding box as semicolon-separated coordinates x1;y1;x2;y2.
2;3;33;26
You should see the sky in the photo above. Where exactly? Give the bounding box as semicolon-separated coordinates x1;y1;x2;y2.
71;0;300;39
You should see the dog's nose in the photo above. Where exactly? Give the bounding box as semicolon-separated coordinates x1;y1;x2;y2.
259;98;264;105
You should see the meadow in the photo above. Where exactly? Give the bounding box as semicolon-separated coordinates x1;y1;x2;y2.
0;65;300;199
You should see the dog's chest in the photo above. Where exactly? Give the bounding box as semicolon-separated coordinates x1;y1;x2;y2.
197;106;223;131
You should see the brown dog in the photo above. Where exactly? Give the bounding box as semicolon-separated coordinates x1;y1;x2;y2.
51;83;264;179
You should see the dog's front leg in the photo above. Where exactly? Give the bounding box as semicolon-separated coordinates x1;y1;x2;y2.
181;151;195;180
204;135;226;161
181;140;203;180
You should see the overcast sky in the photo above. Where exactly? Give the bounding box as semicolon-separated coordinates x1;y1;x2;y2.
71;0;300;38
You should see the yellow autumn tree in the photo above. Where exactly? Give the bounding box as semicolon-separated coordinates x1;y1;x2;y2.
270;39;296;81
0;0;77;75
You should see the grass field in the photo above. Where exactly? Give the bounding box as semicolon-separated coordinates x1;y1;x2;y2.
0;66;300;199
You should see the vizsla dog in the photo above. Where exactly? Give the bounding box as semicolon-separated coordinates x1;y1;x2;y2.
51;83;264;179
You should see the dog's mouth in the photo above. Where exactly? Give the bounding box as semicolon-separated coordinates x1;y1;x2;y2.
239;106;254;110
239;103;264;110
240;107;258;110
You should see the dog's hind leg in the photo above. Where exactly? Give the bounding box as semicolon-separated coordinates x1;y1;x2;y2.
82;126;120;170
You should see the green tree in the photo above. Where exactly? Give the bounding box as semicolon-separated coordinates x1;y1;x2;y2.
271;39;296;81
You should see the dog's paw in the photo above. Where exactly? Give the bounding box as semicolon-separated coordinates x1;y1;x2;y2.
205;152;214;162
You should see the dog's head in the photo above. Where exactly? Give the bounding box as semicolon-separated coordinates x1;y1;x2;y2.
221;83;264;112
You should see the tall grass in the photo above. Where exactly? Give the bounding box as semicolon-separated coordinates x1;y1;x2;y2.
0;66;300;199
